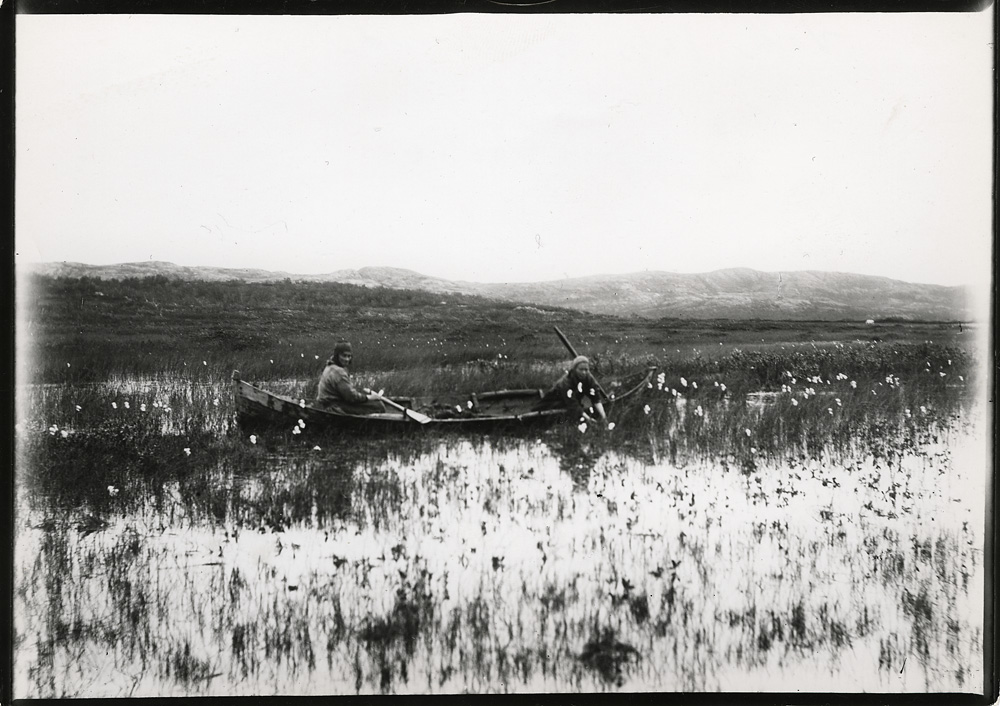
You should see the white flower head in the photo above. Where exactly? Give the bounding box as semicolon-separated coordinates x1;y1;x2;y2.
124;401;130;409
680;377;688;387
75;405;82;411
111;402;118;409
745;428;752;437
249;435;257;444
297;419;306;429
791;399;799;406
578;422;587;433
607;422;616;430
643;405;651;415
566;390;573;398
107;485;119;496
140;404;147;412
213;398;220;407
313;445;322;451
184;447;192;455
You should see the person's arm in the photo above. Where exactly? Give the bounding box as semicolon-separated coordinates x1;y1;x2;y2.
583;373;608;420
332;370;374;404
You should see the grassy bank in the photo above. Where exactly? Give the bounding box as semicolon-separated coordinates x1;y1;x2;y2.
18;274;976;390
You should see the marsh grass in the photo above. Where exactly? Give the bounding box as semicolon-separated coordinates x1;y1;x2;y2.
13;292;986;696
15;406;985;695
579;626;640;686
22;274;972;385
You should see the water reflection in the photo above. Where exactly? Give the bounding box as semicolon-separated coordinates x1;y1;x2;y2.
15;413;985;696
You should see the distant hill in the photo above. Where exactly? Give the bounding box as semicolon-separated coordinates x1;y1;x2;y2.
22;261;971;321
479;269;971;322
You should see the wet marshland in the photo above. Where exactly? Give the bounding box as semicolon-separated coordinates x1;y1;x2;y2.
13;363;987;696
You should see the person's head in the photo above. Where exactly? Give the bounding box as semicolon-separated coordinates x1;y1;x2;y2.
331;341;353;367
570;355;590;376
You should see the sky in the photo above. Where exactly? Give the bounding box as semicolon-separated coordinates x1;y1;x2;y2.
15;11;994;287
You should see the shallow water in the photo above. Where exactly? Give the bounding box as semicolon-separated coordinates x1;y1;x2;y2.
13;377;987;696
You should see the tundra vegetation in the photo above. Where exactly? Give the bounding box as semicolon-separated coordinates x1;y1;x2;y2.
14;275;985;696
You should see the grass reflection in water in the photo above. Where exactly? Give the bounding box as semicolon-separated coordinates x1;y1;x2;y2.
14;374;985;696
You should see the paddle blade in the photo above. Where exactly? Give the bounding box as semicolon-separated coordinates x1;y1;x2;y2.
405;409;433;424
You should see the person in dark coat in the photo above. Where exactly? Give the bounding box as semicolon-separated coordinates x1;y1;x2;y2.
315;341;386;414
534;355;608;421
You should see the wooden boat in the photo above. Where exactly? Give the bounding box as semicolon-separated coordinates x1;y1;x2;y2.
232;367;656;432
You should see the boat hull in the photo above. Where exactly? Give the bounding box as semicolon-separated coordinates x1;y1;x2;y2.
232;366;656;433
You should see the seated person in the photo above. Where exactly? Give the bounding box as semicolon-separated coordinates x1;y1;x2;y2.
534;355;608;421
315;341;386;414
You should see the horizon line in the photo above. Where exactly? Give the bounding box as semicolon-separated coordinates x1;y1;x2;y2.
17;259;980;289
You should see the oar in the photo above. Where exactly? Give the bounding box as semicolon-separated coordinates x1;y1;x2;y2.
552;326;609;399
366;389;432;424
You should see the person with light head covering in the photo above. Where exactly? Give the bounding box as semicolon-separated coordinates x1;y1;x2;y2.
315;341;386;414
533;355;608;421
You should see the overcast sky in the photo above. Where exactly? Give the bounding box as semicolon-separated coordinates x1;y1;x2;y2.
15;11;994;286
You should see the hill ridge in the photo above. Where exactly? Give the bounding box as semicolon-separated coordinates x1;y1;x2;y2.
21;261;971;322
